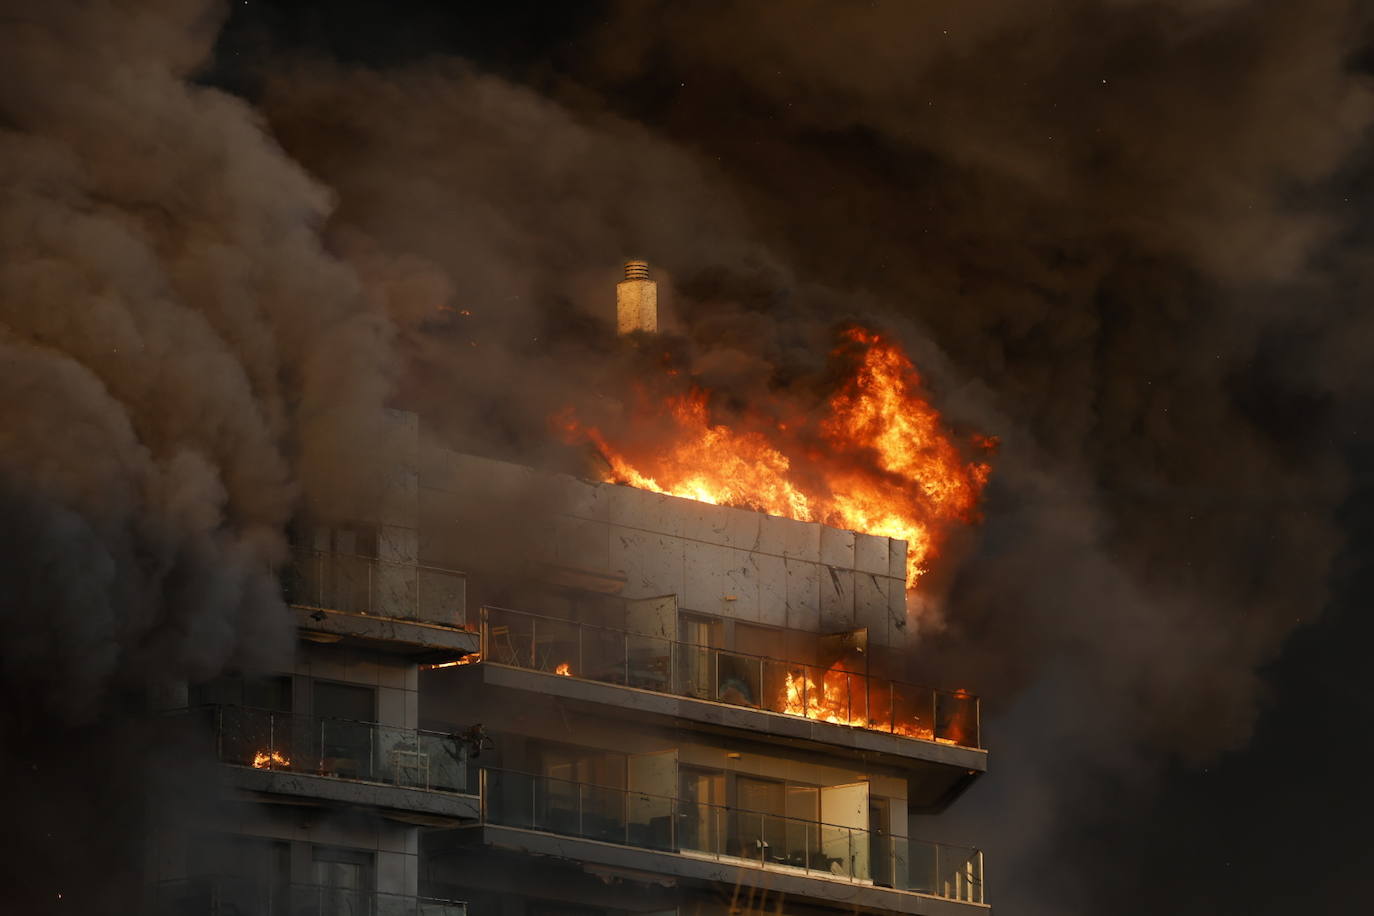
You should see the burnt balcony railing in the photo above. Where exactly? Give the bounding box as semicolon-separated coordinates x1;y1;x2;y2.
153;877;466;916
284;547;467;628
203;706;473;795
481;768;985;904
481;606;980;750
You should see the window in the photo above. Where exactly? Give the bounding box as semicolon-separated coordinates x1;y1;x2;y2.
678;614;719;699
184;835;288;914
787;784;820;823
537;743;627;843
784;785;821;868
313;681;376;780
538;742;626;789
312;681;375;721
311;845;373;912
678;767;725;853
735;777;830;869
870;796;894;887
735;776;787;863
678;613;719;648
190;674;292;712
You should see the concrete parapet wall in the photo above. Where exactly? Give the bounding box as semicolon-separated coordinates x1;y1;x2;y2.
421;449;910;646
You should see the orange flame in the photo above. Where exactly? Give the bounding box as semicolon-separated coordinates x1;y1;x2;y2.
776;659;973;745
554;662;572;677
559;327;994;589
252;749;289;769
422;653;482;671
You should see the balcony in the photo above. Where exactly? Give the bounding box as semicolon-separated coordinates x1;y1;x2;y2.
284;548;478;658
472;768;985;911
481;607;977;749
153;878;466;916
467;608;984;795
201;706;478;822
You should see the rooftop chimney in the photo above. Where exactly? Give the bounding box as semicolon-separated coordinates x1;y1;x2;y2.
616;260;657;335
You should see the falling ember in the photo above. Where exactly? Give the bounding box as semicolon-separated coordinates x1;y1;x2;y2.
252;750;290;769
558;326;994;589
554;662;572;677
423;653;482;670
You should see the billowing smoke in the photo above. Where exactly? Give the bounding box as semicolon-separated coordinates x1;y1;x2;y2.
243;2;1372;912
2;0;1369;913
556;3;1371;911
0;1;395;908
255;56;788;463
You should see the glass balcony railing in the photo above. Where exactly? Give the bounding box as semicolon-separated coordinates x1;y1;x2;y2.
201;706;473;795
481;768;985;905
284;548;467;628
481;606;980;750
153;877;466;916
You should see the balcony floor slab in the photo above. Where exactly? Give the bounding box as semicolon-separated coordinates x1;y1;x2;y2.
221;764;480;825
292;605;479;659
441;824;988;916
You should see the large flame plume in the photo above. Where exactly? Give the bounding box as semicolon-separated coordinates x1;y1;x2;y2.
779;661;974;746
559;327;994;589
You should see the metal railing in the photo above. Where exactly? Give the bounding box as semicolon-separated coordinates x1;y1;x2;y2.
284;548;467;628
152;877;466;915
203;706;473;795
480;768;984;904
481;606;980;749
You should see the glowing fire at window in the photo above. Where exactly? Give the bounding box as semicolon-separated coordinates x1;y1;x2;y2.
554;662;572;677
252;750;289;769
777;659;973;746
557;326;994;589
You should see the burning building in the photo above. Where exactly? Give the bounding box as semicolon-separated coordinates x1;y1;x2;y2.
147;263;989;916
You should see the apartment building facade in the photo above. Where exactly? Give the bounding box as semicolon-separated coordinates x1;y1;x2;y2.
147;410;478;916
147;399;988;915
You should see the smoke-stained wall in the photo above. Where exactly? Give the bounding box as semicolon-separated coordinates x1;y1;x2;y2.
422;449;910;646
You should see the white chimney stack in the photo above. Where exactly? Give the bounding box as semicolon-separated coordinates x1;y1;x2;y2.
616;260;657;335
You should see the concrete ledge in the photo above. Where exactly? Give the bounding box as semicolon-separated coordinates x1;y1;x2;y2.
475;825;988;916
292;606;479;659
222;765;480;823
478;664;987;774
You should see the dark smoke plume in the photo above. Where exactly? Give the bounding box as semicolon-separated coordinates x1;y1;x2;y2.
2;1;1370;914
569;3;1372;910
245;2;1372;913
0;1;395;909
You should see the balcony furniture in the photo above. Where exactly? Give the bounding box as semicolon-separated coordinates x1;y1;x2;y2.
533;639;560;673
488;625;521;666
390;746;430;788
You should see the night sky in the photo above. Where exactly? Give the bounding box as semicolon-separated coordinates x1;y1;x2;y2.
2;1;1372;914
